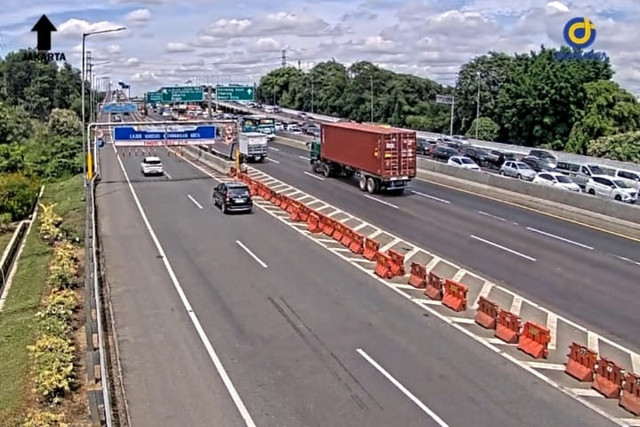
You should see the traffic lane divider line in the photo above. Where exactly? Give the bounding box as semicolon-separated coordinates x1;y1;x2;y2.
267;158;280;163
187;194;203;209
364;194;399;209
478;210;506;222
356;348;451;427
236;240;268;269
470;235;537;262
111;144;257;427
411;190;450;204
201;149;640;416
612;254;640;268
526;227;594;250
303;171;325;181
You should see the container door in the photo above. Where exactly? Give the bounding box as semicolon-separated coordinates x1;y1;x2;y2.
382;134;416;177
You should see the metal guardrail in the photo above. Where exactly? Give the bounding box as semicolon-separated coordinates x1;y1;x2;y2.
84;176;112;426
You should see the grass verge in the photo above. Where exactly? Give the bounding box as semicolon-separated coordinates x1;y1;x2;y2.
0;174;84;426
0;230;16;256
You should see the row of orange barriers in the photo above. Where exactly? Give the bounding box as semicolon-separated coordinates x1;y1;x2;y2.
232;168;640;417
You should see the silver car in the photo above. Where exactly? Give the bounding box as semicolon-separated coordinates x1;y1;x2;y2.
500;161;536;181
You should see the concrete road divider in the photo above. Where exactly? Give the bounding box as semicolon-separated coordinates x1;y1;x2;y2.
516;321;551;359
183;145;234;175
474;297;499;329
565;342;598;382
495;309;522;344
425;272;444;300
442;279;469;312
363;238;379;260
408;262;427;288
593;357;624;398
620;372;640;415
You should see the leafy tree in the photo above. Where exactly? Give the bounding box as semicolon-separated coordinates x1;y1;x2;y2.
566;80;640;154
0;173;39;221
466;117;500;141
48;109;82;138
0;103;33;143
587;132;640;162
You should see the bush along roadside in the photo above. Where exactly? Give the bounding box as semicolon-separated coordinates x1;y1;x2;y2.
23;203;83;425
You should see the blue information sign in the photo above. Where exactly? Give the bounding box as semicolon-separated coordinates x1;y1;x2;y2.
113;125;217;146
102;103;138;113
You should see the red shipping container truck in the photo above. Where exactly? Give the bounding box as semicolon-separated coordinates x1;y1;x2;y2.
309;122;417;193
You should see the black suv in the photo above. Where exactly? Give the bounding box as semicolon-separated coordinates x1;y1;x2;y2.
213;182;253;214
521;155;554;172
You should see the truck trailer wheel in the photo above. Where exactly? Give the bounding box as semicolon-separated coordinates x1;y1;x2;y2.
366;177;378;194
359;176;367;191
322;164;331;177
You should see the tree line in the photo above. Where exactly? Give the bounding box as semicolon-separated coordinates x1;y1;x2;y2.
0;49;88;225
256;46;640;163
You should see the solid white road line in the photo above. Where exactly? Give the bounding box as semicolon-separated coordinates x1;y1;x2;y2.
471;282;494;309
303;171;325;181
470;235;537;262
364;194;399;209
613;254;640;267
269;146;280;151
164;171;172;179
526;227;594;250
526;361;566;370
267;158;280;163
477;210;505;222
113;146;256;427
236;240;268;268
187;194;203;209
411;190;450;204
356;348;450;427
298;155;308;160
546;314;558;350
587;331;600;354
510;296;524;314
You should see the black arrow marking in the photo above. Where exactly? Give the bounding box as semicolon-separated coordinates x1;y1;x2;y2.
31;15;57;51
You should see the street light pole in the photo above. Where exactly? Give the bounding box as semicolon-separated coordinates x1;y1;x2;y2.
81;27;126;186
370;75;374;123
475;71;481;139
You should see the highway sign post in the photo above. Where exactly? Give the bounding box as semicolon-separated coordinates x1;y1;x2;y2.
112;124;217;146
146;91;163;103
436;94;455;136
216;85;255;101
160;86;204;103
102;103;138;114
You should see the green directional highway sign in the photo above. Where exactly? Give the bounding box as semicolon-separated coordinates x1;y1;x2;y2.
146;91;163;103
216;85;255;101
160;86;204;103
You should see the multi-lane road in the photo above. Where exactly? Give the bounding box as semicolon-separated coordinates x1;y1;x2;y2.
260;140;640;348
95;114;623;426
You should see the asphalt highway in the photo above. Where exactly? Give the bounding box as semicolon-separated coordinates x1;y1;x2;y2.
95;126;614;426
258;141;640;351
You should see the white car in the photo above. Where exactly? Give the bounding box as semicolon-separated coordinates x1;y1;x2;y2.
275;123;284;132
533;172;581;192
585;174;637;203
140;157;164;176
500;161;536;181
286;124;302;134
447;156;480;171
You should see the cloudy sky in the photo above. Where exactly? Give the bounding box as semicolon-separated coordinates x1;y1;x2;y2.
1;0;639;97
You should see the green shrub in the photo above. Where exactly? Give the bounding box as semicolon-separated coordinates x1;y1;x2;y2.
48;241;78;290
38;203;62;242
0;173;38;221
36;315;73;339
35;289;78;338
27;335;76;404
23;410;69;427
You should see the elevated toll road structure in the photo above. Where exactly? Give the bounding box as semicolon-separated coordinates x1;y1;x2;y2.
178;149;638;425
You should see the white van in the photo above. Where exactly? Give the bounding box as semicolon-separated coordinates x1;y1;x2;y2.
613;169;640;190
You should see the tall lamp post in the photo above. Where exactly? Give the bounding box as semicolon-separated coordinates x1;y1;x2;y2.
82;27;126;186
475;71;481;139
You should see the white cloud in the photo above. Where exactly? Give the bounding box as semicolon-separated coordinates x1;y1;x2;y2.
166;42;195;53
202;13;339;38
123;57;140;67
107;44;122;54
125;9;152;26
57;18;126;39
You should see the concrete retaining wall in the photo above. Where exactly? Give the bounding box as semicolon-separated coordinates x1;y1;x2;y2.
181;145;234;175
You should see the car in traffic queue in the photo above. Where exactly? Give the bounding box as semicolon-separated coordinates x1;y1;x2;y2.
521;155;555;172
212;182;253;214
447;156;481;171
460;145;490;166
533;171;581;192
585;175;638;203
612;169;640;191
431;145;460;162
140;156;164;176
528;149;558;169
416;137;437;155
499;160;536;181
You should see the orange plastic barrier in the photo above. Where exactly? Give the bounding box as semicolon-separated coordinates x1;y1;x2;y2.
298;204;311;222
494;310;521;344
249;182;258;197
408;262;427;288
517;321;551;359
228;167;237;177
273;193;284;208
307;212;322;233
332;222;346;242
565;342;597;382
348;232;365;255
321;215;336;236
592;357;624;398
387;250;405;277
363;238;379;260
340;227;353;247
424;272;443;300
442;280;469;312
267;189;278;203
373;252;392;279
289;200;302;222
474;297;499;329
620;372;640;416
